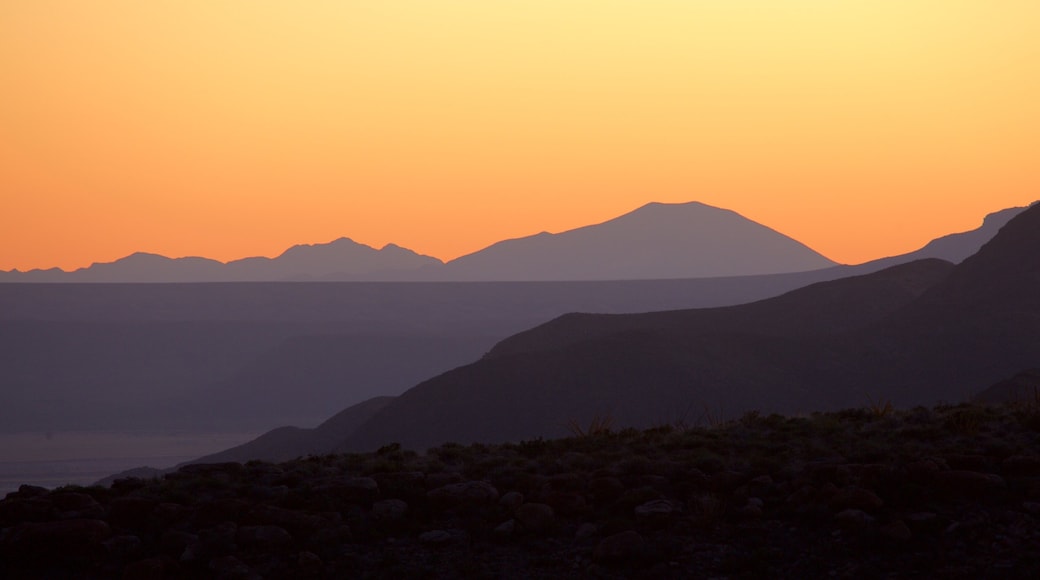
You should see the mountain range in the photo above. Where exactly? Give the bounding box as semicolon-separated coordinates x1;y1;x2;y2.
4;201;839;282
171;201;1040;462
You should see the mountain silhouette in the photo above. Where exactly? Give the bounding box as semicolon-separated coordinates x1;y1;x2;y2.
439;201;836;281
187;396;396;464
2;202;1028;283
333;202;1040;451
863;205;1029;269
0;239;442;283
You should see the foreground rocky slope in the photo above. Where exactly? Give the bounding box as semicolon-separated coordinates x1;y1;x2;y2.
3;402;1040;578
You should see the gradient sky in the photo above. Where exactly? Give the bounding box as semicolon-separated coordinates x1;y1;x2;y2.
2;1;1037;271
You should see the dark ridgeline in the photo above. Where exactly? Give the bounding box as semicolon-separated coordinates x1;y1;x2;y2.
334;202;1040;452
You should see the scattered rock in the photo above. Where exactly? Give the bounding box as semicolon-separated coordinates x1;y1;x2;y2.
593;530;645;563
499;491;524;510
829;487;884;512
371;499;408;520
835;509;874;530
515;502;555;532
493;519;516;537
935;471;1006;497
635;499;681;518
428;481;499;504
880;519;912;541
419;530;454;545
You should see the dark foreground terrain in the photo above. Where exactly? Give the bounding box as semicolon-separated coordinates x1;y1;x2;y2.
3;401;1040;579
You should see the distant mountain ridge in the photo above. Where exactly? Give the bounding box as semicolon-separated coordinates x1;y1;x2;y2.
434;202;836;280
3;201;1030;283
0;238;442;283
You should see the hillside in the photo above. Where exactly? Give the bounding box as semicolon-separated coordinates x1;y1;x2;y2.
337;203;1040;452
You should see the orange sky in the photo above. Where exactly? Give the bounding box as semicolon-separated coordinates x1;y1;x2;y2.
2;1;1038;271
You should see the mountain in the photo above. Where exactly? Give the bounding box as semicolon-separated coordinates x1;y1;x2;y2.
0;238;442;283
439;201;836;281
334;202;1040;451
2;202;1028;283
863;205;1029;269
336;258;956;451
187;396;395;464
224;239;442;281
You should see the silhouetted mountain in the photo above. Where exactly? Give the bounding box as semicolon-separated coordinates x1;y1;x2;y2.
187;396;395;464
440;201;836;280
864;205;1029;269
0;239;442;283
974;369;1040;404
336;258;956;451
1;274;864;433
335;202;1040;451
3;202;1028;283
225;239;442;281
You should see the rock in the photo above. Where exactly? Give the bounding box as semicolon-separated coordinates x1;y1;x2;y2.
575;523;598;541
419;530;454;545
737;502;763;519
638;475;670;490
547;473;585;492
681;468;710;488
151;503;192;527
176;462;245;477
936;471;1006;497
244;505;328;537
943;454;990;472
103;534;143;559
424;472;464;490
835;509;874;530
493;519;516;537
709;470;749;492
515;502;555;532
3;519;111;559
371;499;408;520
747;475;775;496
635;499;681;518
588;477;625;501
905;512;944;533
122;557;168;580
427;480;499;503
298;550;322;568
237;525;292;549
785;485;815;506
1023;502;1040;515
692;495;725;518
12;484;49;499
880;519;912;541
311;476;380;502
541;491;588;516
247;484;289;502
829;486;884;511
50;492;105;520
208;555;251;576
1003;455;1040;477
593;530;645;563
198;522;238;558
108;497;158;529
196;498;251;525
499;491;524;510
906;459;943;482
0;497;51;526
160;530;199;558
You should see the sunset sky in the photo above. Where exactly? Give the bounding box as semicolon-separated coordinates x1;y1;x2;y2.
2;1;1038;271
